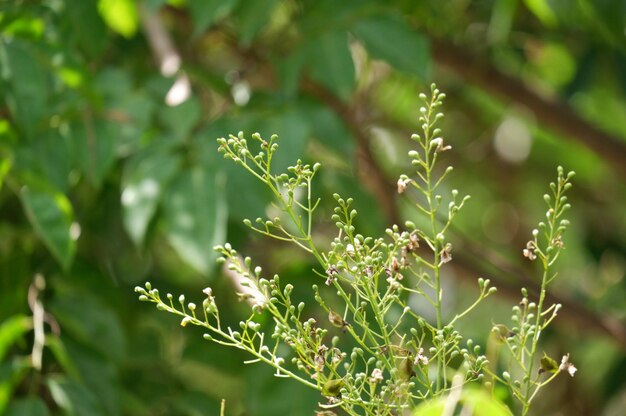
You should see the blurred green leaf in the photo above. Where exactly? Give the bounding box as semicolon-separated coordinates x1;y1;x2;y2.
188;0;239;35
122;150;180;245
0;358;30;414
234;0;280;46
523;0;557;27
64;0;107;57
5;397;50;416
0;40;48;137
34;129;75;192
488;0;517;43
162;166;227;275
98;0;138;38
95;68;133;100
72;120;118;188
47;376;107;416
306;30;355;101
0;315;31;363
301;100;354;156
113;92;157;153
274;51;306;97
0;158;11;192
353;14;430;79
46;336;80;379
20;187;76;270
158;97;201;141
64;339;121;416
412;388;513;416
50;293;126;363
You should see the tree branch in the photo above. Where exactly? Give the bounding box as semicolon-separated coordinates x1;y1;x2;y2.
430;37;626;175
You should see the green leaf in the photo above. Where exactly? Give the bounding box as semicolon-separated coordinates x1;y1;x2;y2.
0;358;31;413
0;158;11;192
64;0;107;57
34;129;75;192
412;389;512;416
162;166;227;275
98;0;138;38
47;376;107;416
274;51;306;97
523;0;558;27
353;14;430;79
0;40;48;137
122;150;180;245
63;339;121;416
72;120;118;188
5;398;50;416
187;0;239;35
299;100;353;156
158;97;201;141
234;0;280;46
0;315;31;362
49;293;126;363
305;30;355;101
46;336;80;379
20;187;76;270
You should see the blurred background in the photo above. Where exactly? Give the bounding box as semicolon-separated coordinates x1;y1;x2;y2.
1;0;625;415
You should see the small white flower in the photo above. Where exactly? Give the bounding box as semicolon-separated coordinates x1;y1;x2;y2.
370;368;384;383
223;258;268;309
414;348;429;366
430;137;451;153
523;241;537;261
397;178;411;194
559;354;577;377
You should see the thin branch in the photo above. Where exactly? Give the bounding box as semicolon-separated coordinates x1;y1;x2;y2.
430;36;626;175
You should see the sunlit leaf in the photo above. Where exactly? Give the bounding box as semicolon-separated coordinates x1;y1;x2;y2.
20;187;76;270
162;166;227;275
523;0;557;27
98;0;138;38
0;315;31;363
353;14;430;79
0;158;11;192
412;389;513;416
122;150;180;245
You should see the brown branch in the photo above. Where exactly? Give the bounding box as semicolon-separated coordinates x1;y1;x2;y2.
430;37;626;175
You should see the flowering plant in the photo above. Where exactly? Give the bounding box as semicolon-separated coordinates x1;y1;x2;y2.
135;85;575;415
